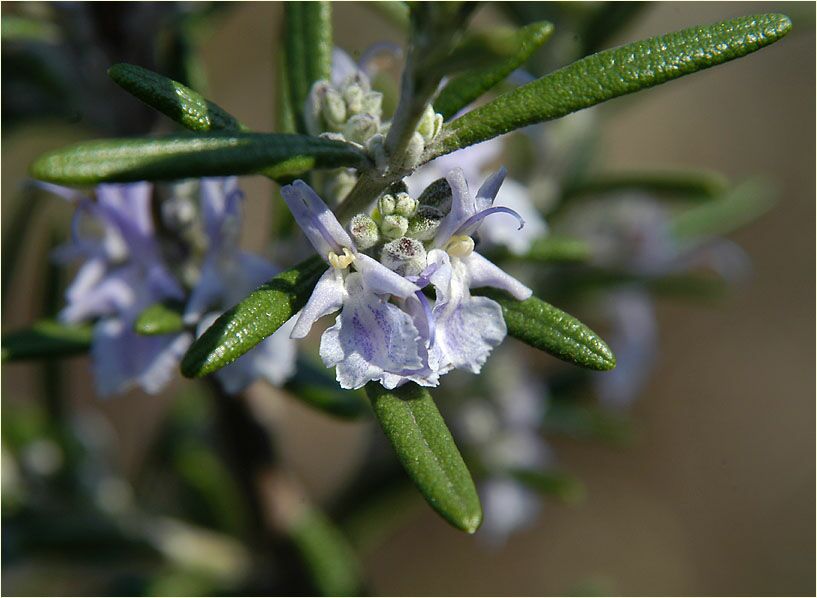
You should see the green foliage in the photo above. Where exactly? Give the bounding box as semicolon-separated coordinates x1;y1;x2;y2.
134;302;186;336
518;236;592;264
284;358;368;419
563;169;730;201
181;256;327;378
30;133;369;185
427;14;792;158
365;382;482;533
2;320;92;362
670;178;775;242
434;21;554;120
289;507;363;597
108;63;243;132
284;1;333;133
477;290;616;371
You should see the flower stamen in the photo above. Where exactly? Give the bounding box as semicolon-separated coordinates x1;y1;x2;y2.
445;235;474;258
328;247;356;270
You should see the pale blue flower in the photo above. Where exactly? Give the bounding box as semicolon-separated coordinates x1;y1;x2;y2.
422;168;533;375
46;178;297;396
279;180;429;390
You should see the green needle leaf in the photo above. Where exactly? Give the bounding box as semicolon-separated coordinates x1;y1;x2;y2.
181;256;327;378
434;21;554;120
477;289;616;371
30;133;369;185
108;63;244;132
366;382;482;533
285;1;333;133
519;236;592;264
284;357;368;420
563;168;730;201
290;507;362;597
509;469;586;504
134;302;186;336
2;320;92;362
427;13;792;158
670;178;776;242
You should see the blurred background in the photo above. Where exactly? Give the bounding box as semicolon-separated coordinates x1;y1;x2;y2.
2;2;814;595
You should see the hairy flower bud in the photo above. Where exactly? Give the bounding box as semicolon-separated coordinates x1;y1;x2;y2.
367;134;388;172
349;213;379;250
401;132;425;170
380;237;427;277
378;193;396;216
321;87;347;130
406;205;444;241
361;91;384;118
381;214;409;239
343;113;380;145
417;104;443;142
394;192;418;217
343;83;365;115
304;80;331;136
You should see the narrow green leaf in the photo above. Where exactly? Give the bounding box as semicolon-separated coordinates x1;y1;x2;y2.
2;320;92;362
284;357;368;419
1;16;60;43
509;469;586;504
365;382;482;533
30;133;369;185
134;301;186;336
670;178;775;242
520;236;592;264
285;1;333;133
476;289;616;371
428;14;792;158
108;63;243;133
181;256;327;378
543;401;633;445
366;1;410;31
434;21;554;120
290;507;363;597
563;169;730;201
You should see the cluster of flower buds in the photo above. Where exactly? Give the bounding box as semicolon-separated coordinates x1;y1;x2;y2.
305;72;384;145
367;104;444;172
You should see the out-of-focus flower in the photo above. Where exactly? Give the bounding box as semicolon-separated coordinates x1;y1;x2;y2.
46;178;297;397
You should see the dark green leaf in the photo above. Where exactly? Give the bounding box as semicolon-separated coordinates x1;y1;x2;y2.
30;133;369;185
519;236;592;264
365;382;482;533
181;256;327;378
427;14;792;158
2;320;92;362
284;1;333;133
476;289;616;371
434;21;554;120
563;169;730;201
134;301;186;336
108;63;243;132
284;357;368;419
509;469;586;504
670;178;775;242
290;507;363;597
543;401;633;445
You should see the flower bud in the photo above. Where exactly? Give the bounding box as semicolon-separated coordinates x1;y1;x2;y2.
394;192;417;217
380;214;409;239
418;178;453;212
321;87;347;130
304;80;331;136
349;213;380;250
380;237;427;277
406;205;444;241
343;113;380;145
343;83;365;115
417;104;443;142
400;131;425;170
378;193;396;216
361;91;383;118
367;134;388;172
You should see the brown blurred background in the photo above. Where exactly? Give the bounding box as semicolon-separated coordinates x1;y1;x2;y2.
3;2;814;595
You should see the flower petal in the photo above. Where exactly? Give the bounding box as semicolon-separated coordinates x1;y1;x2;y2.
433;168;477;247
281;180;355;258
461;252;532;300
353;253;419;299
475;166;507;212
291;267;345;338
319;273;424;389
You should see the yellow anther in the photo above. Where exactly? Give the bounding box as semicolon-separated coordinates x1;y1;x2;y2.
328;247;356;270
445;235;474;258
